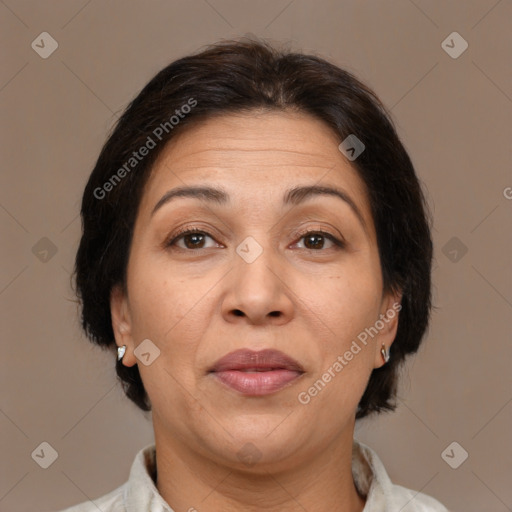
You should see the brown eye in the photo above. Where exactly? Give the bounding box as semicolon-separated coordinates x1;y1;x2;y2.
293;230;345;251
167;229;218;250
181;232;208;249
303;233;327;249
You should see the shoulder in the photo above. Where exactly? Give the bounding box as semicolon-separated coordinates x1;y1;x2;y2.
54;483;126;512
54;443;159;512
388;483;450;511
352;439;450;512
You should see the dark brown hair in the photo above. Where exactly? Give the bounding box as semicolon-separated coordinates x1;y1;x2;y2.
73;38;433;419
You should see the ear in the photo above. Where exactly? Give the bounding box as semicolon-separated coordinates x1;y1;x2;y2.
373;288;403;369
110;284;137;367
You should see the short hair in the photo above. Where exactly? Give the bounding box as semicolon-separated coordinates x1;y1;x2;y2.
73;38;433;419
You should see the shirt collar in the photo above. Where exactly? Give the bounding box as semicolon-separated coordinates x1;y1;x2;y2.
123;438;395;511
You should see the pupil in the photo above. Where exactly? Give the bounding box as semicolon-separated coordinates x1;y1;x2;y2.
185;234;204;249
182;233;325;250
305;234;323;249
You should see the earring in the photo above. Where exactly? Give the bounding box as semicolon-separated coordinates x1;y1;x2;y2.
380;344;390;364
117;345;126;361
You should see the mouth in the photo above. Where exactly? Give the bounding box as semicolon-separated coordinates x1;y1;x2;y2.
209;349;305;396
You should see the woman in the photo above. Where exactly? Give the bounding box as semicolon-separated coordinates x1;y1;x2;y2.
62;39;449;511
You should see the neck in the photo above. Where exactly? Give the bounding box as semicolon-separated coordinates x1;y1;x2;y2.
154;424;366;512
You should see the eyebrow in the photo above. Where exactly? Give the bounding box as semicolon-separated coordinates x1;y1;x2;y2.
151;184;367;231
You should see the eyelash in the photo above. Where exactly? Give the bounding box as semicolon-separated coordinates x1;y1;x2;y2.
166;226;345;251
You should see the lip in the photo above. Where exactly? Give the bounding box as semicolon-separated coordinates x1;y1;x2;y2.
209;349;305;396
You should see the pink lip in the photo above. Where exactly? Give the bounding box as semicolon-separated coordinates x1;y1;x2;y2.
209;349;305;396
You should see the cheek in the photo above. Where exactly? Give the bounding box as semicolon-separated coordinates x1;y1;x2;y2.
127;268;207;414
310;261;382;336
128;258;212;341
301;280;379;416
300;262;381;401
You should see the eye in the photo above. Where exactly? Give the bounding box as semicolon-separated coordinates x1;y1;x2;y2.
167;228;220;250
165;227;345;252
292;230;345;251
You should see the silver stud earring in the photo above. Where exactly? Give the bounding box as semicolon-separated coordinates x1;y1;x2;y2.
380;344;390;364
117;345;126;361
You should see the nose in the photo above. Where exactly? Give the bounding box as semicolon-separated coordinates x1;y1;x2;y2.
221;240;294;326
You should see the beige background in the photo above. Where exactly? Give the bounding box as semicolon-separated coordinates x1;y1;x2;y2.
1;1;511;511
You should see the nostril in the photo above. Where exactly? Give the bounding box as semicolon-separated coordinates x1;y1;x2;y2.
233;310;244;317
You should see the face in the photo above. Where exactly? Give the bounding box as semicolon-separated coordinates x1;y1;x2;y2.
111;110;401;471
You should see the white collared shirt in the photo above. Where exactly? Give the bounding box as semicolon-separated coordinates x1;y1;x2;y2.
57;439;449;511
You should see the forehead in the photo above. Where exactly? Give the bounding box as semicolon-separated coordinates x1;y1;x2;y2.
150;110;352;172
139;111;373;229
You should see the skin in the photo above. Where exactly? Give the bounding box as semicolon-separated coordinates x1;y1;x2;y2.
111;110;402;512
